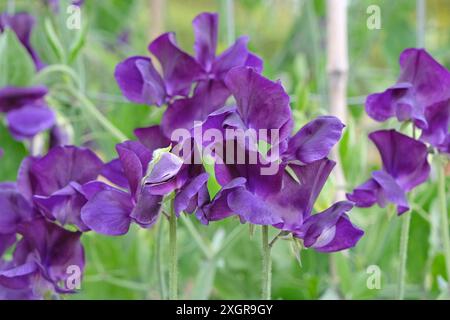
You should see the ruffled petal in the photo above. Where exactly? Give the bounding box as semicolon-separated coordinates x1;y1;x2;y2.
212;36;249;79
224;66;293;144
134;125;170;152
81;188;133;236
114;56;166;106
372;170;409;214
201;177;246;224
129;187;163;228
0;183;36;234
369;129;430;191
193;12;218;72
420;100;450;149
149;32;204;97
161;79;230;137
100;159;129;189
174;172;209;216
0;86;47;113
269;159;336;231
33;182;89;231
116;141;152;198
6;105;55;140
16;218;84;292
284;116;345;163
295;201;363;252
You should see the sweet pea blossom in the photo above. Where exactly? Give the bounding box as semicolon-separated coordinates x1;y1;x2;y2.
0;12;43;70
366;48;450;153
17;146;103;231
81;140;162;235
347;129;430;214
0;182;84;299
114;12;263;138
191;67;362;252
0;86;55;141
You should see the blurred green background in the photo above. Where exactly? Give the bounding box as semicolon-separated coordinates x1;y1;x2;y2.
0;0;449;299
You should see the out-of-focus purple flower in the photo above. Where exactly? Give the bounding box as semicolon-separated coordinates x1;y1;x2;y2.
17;146;103;231
0;182;37;235
0;12;44;70
46;0;84;12
365;48;450;153
347;129;430;214
0;218;84;299
0;86;55;141
0;179;85;299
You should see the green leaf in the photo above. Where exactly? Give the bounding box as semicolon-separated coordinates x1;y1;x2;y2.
44;18;67;63
0;123;28;181
68;22;88;64
0;28;35;87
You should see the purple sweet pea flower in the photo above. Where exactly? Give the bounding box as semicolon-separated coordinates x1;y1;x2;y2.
0;86;56;141
0;182;37;235
347;129;430;214
420;100;450;153
81;137;167;236
115;12;261;108
365;48;450;153
17;146;103;231
0;218;84;299
115;12;263;139
143;141;210;218
201;131;362;252
1;179;85;299
0;12;44;70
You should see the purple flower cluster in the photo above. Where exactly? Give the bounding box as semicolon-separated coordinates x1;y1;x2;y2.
0;145;103;299
347;48;449;214
92;12;365;253
1;12;367;300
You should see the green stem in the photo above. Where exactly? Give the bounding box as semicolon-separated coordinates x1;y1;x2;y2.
398;211;411;300
261;225;272;300
437;156;450;289
156;219;167;300
33;64;81;88
169;200;178;300
66;86;128;142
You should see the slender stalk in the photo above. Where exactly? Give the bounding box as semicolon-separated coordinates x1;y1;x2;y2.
66;86;128;142
156;219;167;300
168;200;178;300
437;156;450;289
223;0;235;46
397;211;411;300
398;124;417;300
416;0;426;48
261;225;272;300
326;0;348;200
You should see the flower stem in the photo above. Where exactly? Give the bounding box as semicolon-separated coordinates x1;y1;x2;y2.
156;219;167;300
437;156;450;289
261;225;272;300
398;211;411;300
66;86;128;142
168;200;178;300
